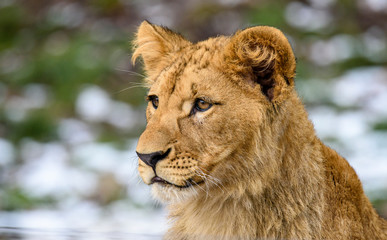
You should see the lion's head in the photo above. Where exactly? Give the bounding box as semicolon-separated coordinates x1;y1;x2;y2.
132;21;296;203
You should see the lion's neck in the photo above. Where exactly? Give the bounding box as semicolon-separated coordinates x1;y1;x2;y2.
166;95;326;240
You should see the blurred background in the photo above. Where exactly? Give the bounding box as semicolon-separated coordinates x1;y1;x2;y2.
0;0;386;239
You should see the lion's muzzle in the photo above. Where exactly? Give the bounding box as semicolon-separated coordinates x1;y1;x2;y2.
136;148;171;170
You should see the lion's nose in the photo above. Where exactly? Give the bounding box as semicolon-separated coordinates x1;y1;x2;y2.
136;148;171;169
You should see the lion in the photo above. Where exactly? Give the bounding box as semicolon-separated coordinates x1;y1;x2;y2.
131;21;387;240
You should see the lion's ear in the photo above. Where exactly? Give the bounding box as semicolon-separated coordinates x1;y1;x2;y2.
132;21;190;82
224;26;296;101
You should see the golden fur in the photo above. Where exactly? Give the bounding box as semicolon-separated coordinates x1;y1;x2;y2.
132;21;387;239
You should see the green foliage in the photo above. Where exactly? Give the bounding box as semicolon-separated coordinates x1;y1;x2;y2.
6;110;57;143
0;4;24;51
247;1;287;28
0;188;56;211
373;121;387;131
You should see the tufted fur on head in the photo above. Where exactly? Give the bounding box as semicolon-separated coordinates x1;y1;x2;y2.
132;21;387;240
132;21;191;83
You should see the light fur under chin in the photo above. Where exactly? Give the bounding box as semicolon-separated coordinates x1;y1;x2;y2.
133;21;387;240
151;183;200;204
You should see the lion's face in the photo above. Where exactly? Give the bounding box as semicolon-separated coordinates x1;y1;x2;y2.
132;22;296;203
137;52;263;202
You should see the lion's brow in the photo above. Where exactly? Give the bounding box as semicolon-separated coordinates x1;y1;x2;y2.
191;83;198;96
164;53;195;95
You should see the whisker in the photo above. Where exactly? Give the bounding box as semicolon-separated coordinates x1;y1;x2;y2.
115;68;147;78
188;180;199;196
191;178;209;199
193;170;211;199
197;167;226;193
114;83;147;94
136;177;143;185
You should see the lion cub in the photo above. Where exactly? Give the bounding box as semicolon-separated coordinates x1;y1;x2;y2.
132;21;387;240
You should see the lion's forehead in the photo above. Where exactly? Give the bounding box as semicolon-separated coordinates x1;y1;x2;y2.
190;37;227;67
155;37;228;100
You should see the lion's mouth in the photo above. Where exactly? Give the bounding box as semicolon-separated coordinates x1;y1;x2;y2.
151;176;204;189
151;176;169;185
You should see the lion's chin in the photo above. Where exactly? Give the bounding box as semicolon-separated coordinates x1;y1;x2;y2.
151;182;200;204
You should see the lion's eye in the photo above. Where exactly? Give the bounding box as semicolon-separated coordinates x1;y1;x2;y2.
147;95;159;109
194;99;212;112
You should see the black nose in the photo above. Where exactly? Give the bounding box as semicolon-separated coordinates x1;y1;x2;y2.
136;148;171;169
